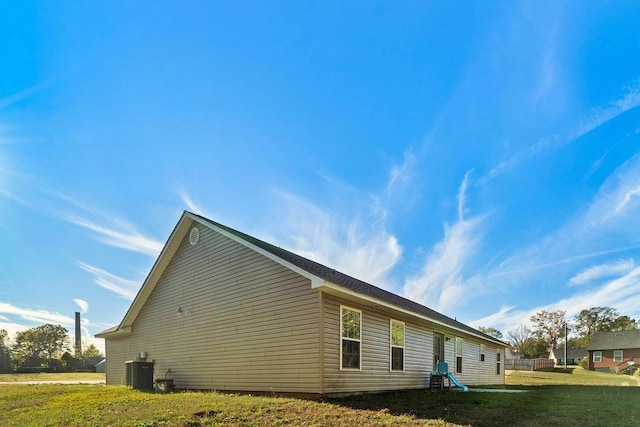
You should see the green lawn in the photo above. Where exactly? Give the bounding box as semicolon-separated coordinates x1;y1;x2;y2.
0;368;638;426
506;367;640;387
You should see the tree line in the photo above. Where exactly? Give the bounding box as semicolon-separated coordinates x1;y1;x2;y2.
479;306;638;359
0;324;103;373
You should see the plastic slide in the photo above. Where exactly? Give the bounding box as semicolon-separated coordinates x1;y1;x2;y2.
445;373;469;392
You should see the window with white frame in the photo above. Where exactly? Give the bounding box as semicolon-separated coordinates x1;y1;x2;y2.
613;350;623;362
593;351;602;363
480;344;486;362
390;320;405;371
455;338;463;373
496;349;501;375
340;306;361;370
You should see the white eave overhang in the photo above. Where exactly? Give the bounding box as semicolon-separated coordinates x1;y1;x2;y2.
313;280;507;348
95;326;131;339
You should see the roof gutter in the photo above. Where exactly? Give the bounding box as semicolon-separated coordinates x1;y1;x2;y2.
314;281;508;347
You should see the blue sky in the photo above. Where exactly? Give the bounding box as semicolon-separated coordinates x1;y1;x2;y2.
1;2;640;352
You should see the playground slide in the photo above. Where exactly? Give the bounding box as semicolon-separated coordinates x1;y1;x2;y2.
445;373;469;392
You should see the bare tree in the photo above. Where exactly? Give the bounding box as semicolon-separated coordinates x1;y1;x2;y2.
507;324;532;357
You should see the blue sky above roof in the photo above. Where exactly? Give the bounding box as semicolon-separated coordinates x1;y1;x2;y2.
1;1;640;352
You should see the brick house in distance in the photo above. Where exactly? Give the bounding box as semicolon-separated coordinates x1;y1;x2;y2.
586;330;640;374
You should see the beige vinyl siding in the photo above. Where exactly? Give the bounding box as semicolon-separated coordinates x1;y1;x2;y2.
322;295;432;393
104;223;320;393
443;337;504;385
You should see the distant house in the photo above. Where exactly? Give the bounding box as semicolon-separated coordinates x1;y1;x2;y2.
96;211;507;395
586;330;640;373
505;347;522;361
548;348;587;366
85;356;106;373
93;359;106;373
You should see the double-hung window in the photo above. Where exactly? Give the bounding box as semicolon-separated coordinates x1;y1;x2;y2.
340;306;361;370
593;351;602;363
613;350;623;362
390;320;405;371
455;338;463;373
496;349;501;375
480;344;486;362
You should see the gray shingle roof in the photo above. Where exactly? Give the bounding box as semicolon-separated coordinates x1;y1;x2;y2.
192;212;504;346
551;348;588;359
586;330;640;351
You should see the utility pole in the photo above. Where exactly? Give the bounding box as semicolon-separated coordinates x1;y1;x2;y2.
564;323;568;371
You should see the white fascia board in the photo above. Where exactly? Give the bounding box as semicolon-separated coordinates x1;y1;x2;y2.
188;213;325;288
95;326;132;339
314;281;507;348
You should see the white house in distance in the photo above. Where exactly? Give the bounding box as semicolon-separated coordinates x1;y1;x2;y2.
96;211;507;395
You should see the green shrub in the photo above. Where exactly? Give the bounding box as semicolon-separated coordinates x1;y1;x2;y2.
578;358;588;370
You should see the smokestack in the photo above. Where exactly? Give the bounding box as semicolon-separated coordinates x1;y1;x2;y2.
75;312;82;356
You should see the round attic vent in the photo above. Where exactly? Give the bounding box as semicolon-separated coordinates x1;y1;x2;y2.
189;227;200;245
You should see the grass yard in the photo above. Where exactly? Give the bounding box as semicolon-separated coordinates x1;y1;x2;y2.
506;366;640;387
0;368;638;426
0;372;105;382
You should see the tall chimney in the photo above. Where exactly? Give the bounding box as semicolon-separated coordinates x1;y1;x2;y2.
75;312;82;356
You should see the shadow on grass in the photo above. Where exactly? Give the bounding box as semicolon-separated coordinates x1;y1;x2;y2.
540;367;576;374
325;384;639;427
325;387;537;427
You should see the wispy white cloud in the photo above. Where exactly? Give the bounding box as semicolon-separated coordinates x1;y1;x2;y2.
73;298;89;314
0;301;74;326
180;190;207;216
570;79;640;141
472;266;640;332
614;185;640;215
457;169;473;222
0;169;164;258
485;80;640;181
487;247;640;280
586;153;640;226
0;302;77;342
67;216;163;256
0;321;31;343
403;171;486;312
569;259;635;286
0;301;105;353
0;81;52;110
249;150;422;290
267;191;402;287
76;262;141;300
487;153;640;284
385;149;418;197
468;305;517;330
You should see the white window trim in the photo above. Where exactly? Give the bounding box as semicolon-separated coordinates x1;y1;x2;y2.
496;348;502;375
613;350;623;362
340;305;362;371
455;337;463;373
480;344;486;362
593;351;602;363
390;319;405;372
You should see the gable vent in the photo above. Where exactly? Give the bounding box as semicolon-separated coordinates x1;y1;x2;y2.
189;227;200;245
